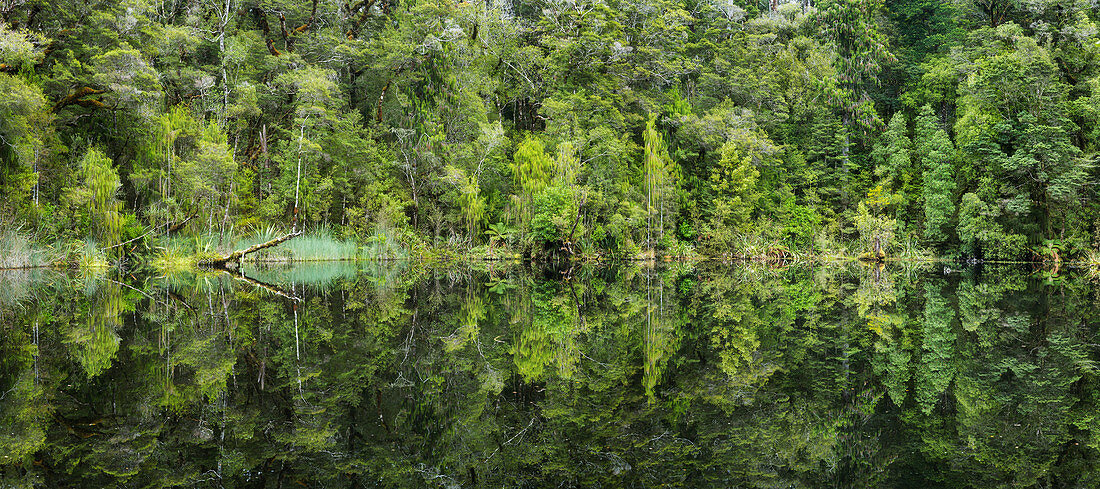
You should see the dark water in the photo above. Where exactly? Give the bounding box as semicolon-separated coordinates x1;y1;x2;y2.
1;262;1099;488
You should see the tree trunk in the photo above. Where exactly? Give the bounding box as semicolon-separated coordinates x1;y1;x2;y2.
294;124;304;233
219;0;231;126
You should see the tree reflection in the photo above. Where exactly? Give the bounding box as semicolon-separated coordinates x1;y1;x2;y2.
1;264;1099;487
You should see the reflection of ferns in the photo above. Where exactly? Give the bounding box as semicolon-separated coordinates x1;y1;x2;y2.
512;283;580;381
68;282;124;378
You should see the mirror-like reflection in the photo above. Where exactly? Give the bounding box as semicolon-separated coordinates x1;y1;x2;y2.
1;263;1099;487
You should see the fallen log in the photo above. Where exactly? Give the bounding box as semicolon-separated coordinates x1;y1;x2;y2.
201;231;302;268
168;214;197;234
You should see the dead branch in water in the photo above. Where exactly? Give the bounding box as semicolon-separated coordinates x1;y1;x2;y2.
201;231;301;268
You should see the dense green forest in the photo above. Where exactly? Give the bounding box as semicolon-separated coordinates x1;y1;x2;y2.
1;0;1099;262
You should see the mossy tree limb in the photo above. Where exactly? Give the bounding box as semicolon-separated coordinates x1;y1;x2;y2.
201;231;302;268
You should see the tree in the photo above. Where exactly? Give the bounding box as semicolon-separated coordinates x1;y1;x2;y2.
854;185;895;258
703;140;759;253
510;136;554;233
915;105;956;246
871;111;917;229
815;0;895;183
65;148;123;245
954;25;1088;246
643;114;677;253
91;45;162;118
957;191;1025;260
0;74;51;215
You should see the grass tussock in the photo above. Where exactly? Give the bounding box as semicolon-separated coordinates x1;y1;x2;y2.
284;227;358;261
244;225;358;262
151;244;198;274
77;239;109;270
361;226;408;260
0;228;58;269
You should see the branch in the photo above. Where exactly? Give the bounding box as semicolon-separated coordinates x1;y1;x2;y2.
200;230;302;267
295;0;319;33
104;229;154;250
345;0;380;39
168;214;197;234
53;87;106;112
250;8;283;55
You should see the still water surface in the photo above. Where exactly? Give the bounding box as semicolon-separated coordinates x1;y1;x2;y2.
1;262;1098;487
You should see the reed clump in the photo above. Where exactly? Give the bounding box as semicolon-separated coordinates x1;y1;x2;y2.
0;228;58;269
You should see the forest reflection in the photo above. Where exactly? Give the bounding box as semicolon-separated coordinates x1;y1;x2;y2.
1;262;1098;488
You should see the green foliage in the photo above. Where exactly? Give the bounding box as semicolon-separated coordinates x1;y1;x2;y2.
529;185;582;248
916;105;956;246
854;185;896;258
65;148;124;246
0;74;51;216
511;136;555;224
1;0;1099;262
957;192;1026;260
702;140;759;253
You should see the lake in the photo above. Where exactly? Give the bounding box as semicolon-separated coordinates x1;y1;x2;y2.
1;262;1097;487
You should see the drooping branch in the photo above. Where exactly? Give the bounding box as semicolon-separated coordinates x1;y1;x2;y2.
201;230;302;267
53;87;107;112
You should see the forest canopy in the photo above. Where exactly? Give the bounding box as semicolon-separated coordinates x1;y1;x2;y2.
1;0;1099;261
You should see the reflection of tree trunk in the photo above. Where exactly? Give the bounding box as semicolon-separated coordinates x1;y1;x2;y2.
222;266;302;302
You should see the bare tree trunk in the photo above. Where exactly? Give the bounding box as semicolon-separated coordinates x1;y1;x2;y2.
32;147;39;206
219;0;231;126
294;124;304;232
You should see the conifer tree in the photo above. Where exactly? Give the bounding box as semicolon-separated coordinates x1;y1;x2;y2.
916;105;956;246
